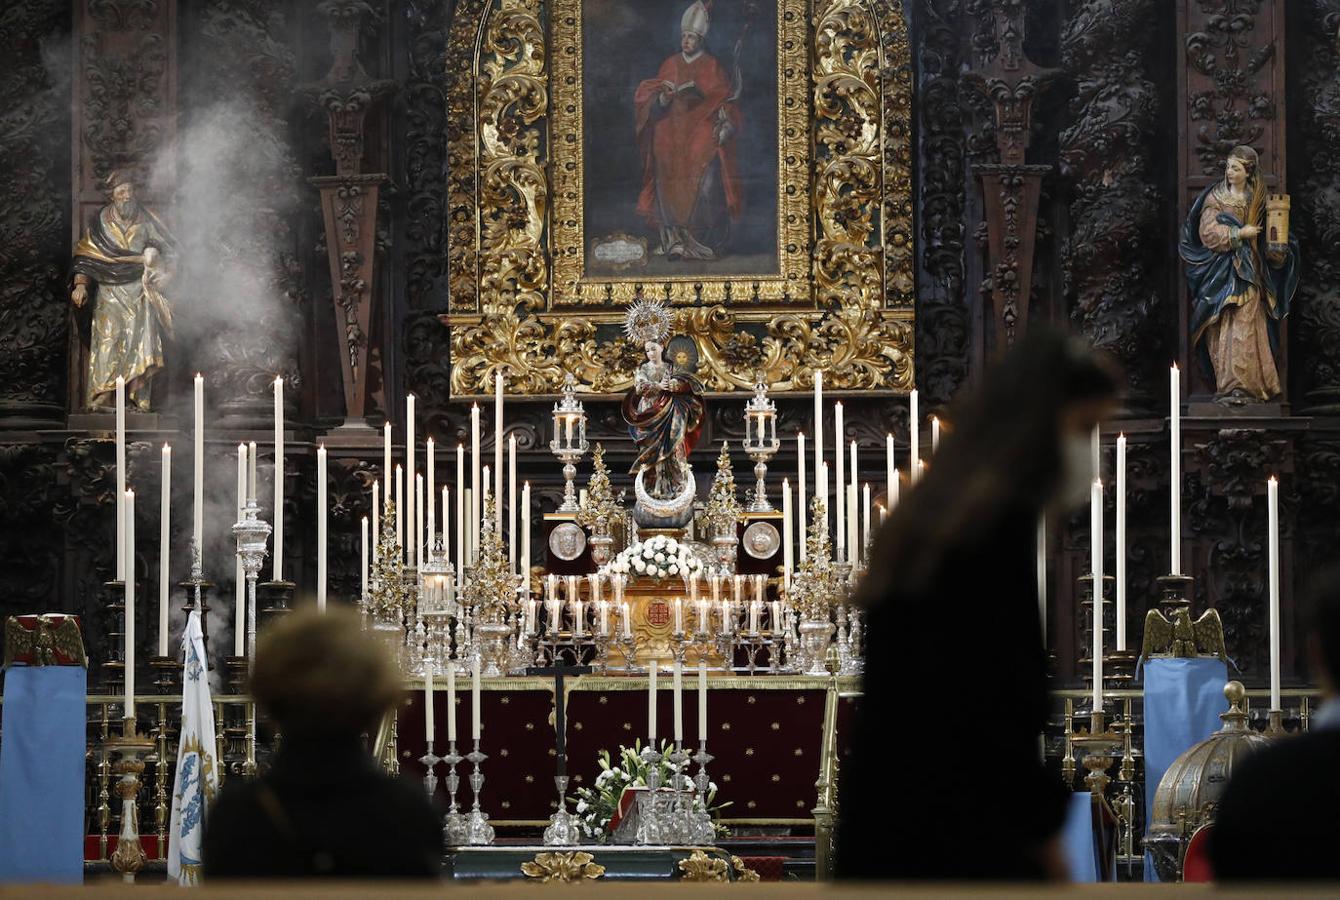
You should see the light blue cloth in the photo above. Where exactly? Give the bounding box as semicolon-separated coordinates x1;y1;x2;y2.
1062;792;1100;882
1312;697;1340;731
0;665;87;883
1141;657;1227;882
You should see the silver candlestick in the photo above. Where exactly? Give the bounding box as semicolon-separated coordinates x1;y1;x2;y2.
441;742;468;846
549;373;589;513
232;496;270;777
742;380;780;512
636;743;664;845
420;740;441;802
464;741;495;845
691;743;716;844
543;774;581;846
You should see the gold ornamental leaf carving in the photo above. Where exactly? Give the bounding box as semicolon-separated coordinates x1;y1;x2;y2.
677;849;730;883
521;851;606;883
731;855;762;882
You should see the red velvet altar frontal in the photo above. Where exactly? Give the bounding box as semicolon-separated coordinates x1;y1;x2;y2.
398;676;860;826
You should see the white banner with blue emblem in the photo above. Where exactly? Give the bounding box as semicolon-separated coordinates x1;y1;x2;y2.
167;609;219;885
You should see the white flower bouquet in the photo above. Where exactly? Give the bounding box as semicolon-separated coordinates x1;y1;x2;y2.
602;534;704;582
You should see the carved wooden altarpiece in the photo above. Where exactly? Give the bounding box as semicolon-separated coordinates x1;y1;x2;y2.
443;0;915;397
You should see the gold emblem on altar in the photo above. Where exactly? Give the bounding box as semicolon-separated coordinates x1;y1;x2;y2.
521;850;606;882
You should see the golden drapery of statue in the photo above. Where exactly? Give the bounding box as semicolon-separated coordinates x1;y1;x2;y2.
70;170;174;410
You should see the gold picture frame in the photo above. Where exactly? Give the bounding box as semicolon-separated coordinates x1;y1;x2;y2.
444;0;914;396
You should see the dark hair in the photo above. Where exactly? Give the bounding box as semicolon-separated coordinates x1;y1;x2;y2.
1305;566;1340;686
857;329;1119;601
250;607;403;740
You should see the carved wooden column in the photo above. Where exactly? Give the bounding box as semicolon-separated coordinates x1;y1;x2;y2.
0;0;72;427
1176;0;1289;398
965;0;1054;352
306;1;396;433
69;0;177;415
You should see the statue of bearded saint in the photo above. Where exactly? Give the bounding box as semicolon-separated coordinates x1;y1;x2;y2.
622;339;705;499
1180;145;1300;404
70;170;174;411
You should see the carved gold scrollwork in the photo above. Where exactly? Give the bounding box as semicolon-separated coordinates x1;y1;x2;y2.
445;0;914;395
476;0;548;315
677;849;731;882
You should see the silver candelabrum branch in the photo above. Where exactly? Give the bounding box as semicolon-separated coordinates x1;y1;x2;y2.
742;380;780;513
232;496;270;776
549;373;589;514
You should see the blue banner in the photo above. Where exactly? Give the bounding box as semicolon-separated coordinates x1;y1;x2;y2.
0;666;87;884
1141;657;1227;882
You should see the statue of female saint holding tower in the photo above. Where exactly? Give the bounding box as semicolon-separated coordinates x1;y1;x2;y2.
1180;145;1300;406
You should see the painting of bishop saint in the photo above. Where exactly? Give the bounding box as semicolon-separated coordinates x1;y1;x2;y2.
583;0;778;278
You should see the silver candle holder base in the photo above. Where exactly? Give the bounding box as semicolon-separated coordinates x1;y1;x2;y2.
441;742;468;846
543;775;582;846
464;742;495;845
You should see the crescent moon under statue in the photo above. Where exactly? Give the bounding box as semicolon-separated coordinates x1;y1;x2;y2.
634;464;696;528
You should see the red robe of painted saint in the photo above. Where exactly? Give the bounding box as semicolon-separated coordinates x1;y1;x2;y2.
634;50;742;237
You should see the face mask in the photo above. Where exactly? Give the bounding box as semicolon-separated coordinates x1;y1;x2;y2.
1056;432;1095;510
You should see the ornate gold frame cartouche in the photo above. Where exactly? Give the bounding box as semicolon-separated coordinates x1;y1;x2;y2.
444;0;913;396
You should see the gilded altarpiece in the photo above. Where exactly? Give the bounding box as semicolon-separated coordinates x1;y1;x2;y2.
444;0;914;396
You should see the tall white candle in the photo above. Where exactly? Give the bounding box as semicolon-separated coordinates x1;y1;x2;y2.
1170;364;1181;575
360;515;369;602
698;660;708;742
395;465;403;550
471;656;482;741
406;394;415;567
424;664;434;740
235;444;245;656
847;483;858;571
909;389;920;484
158;445;170;657
371;481;380;563
471;404;481;563
782;479;793;590
849;442;859;565
931;416;941;454
814;371;826;532
427;436;436;551
383;421;392;505
317;445;327;612
673;660;683;745
442;486;451;570
863;482;871;559
508;434;517;570
415;473;424;570
483;465;491;504
1268;476;1280;710
1115;434;1127;650
648;659;658;742
447;664;457;743
797;432;807;562
273;376;283;582
521;481;531;593
116;376;125;580
125;489;135;718
835;402;845;560
193;373;203;555
1091;479;1104;712
885;433;895;510
494;372;504;532
248;441;257;502
456;444;465;590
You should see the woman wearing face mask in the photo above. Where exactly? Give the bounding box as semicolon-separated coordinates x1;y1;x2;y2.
835;329;1118;881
